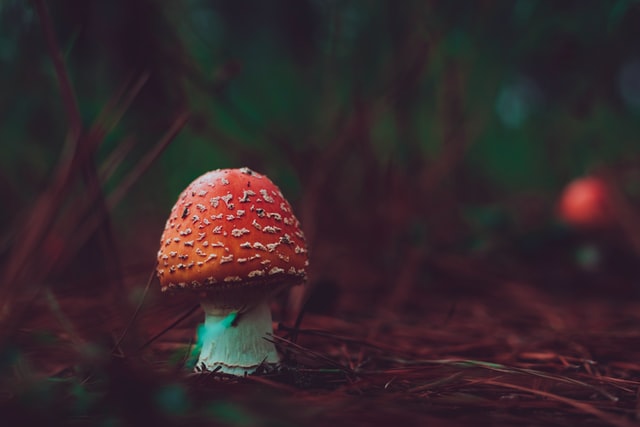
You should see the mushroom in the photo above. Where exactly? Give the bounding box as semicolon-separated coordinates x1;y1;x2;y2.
558;176;613;228
156;167;309;375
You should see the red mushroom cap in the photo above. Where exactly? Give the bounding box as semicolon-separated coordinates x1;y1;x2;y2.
557;176;613;228
156;168;308;305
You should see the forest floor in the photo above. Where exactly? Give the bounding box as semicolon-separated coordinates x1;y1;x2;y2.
3;276;640;427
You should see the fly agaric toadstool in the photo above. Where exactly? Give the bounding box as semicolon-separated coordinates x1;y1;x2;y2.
156;167;308;375
558;176;613;228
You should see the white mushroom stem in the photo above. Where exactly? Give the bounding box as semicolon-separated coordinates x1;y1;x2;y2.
195;300;279;375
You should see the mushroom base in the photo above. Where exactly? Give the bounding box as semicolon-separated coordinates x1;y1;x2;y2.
195;300;279;375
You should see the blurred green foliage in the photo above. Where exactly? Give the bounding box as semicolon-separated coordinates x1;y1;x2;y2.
2;0;640;317
3;0;640;297
2;0;640;211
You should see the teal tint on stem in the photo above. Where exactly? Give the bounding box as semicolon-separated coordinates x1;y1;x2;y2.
194;311;238;353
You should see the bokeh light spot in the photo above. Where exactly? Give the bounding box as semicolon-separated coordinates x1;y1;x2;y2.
618;59;640;109
496;76;541;128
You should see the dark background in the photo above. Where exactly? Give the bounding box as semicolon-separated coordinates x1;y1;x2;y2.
2;1;640;426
